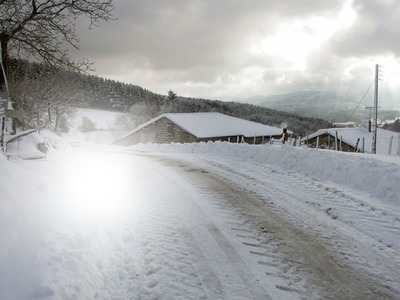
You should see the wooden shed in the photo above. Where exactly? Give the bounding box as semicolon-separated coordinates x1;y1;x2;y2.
303;125;399;155
114;112;291;146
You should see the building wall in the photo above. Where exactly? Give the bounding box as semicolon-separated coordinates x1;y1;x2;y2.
117;118;197;145
155;118;198;143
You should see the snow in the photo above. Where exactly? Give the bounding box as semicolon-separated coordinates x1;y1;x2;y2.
1;110;400;299
67;108;125;144
71;108;123;132
5;131;47;159
130;142;400;205
120;112;289;140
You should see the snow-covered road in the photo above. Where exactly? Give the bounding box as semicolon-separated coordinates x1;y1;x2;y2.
1;145;400;299
148;152;400;299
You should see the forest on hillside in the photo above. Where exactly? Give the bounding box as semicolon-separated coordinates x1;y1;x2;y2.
7;60;332;136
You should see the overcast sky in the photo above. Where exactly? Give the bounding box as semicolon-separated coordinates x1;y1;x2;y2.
74;0;400;109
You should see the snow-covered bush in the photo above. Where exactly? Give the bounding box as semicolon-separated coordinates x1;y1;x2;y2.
79;116;97;132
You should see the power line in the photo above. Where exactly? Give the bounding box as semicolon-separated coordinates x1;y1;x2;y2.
345;79;374;123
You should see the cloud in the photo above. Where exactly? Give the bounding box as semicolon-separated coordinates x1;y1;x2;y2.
70;0;400;109
330;0;400;57
77;0;343;69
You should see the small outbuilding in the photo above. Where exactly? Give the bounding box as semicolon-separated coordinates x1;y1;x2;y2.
303;122;399;155
115;112;291;146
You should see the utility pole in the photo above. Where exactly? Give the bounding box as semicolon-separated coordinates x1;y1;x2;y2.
0;54;8;152
371;64;380;154
365;106;373;132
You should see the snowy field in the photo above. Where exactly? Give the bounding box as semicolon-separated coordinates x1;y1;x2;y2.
1;109;400;299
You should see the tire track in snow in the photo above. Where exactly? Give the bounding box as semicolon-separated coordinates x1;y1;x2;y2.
125;156;275;299
42;152;278;300
148;164;275;300
195;189;312;299
42;150;399;299
149;153;400;299
130;193;209;300
185;155;400;298
153;157;317;299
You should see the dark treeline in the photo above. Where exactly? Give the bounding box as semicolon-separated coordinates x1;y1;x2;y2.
9;59;332;136
382;119;400;132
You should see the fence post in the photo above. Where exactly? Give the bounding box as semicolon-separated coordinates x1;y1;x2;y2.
0;116;5;152
388;136;393;155
397;134;400;155
335;131;338;151
316;137;320;149
355;138;360;152
362;137;365;153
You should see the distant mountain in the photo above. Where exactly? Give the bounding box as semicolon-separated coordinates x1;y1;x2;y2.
249;90;400;123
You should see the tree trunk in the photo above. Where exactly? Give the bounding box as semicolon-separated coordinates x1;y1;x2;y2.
54;108;60;132
36;112;40;130
47;102;52;129
0;36;10;79
0;36;10;99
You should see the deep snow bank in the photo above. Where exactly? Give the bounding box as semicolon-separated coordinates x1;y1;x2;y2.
130;142;400;205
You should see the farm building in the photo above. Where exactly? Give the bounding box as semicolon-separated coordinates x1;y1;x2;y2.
303;122;400;155
114;112;291;146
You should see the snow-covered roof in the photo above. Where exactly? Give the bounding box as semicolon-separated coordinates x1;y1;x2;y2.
123;112;290;139
304;126;399;154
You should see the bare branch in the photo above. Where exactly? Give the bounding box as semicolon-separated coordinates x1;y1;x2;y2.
0;0;114;74
9;60;85;130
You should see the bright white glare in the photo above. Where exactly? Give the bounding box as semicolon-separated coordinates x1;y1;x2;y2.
62;152;136;221
255;19;334;70
249;0;356;71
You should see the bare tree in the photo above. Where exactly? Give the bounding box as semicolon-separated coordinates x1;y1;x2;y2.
0;0;114;77
43;69;83;132
9;63;83;131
